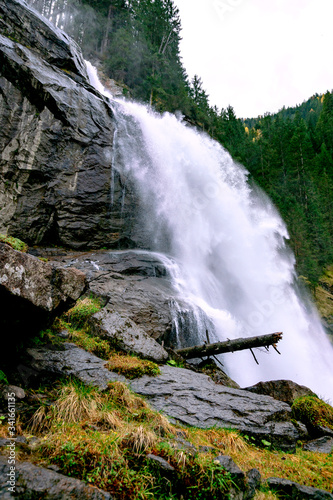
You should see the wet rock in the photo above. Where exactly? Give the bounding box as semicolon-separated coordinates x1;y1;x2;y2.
245;468;261;499
266;477;333;499
0;243;86;344
146;454;175;471
130;365;304;451
90;305;168;362
0;454;112;499
0;2;139;249
27;343;126;390
0;0;87;81
244;379;315;405
303;436;333;454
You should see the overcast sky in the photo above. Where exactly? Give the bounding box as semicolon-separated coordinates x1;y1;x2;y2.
173;0;333;118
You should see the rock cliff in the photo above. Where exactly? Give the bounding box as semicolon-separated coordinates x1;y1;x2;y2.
0;0;137;249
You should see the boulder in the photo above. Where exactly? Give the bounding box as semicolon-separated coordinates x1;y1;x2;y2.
27;343;126;391
0;243;86;346
90;305;168;362
0;454;112;499
266;477;333;499
130;365;306;451
303;436;333;454
0;0;138;248
244;379;316;405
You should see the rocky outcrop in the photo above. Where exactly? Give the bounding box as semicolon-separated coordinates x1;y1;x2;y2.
27;342;126;390
0;455;112;499
0;243;86;347
244;379;315;405
266;477;333;499
0;0;138;248
130;365;307;451
47;249;190;343
303;436;333;454
90;305;169;362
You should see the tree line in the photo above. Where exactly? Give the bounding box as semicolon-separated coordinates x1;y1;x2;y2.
27;0;333;287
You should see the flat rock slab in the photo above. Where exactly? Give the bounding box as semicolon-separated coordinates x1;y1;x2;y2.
130;365;305;451
0;454;112;499
90;305;168;362
303;436;333;454
267;477;333;499
27;343;126;390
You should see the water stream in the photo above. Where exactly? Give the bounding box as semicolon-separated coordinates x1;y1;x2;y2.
87;62;333;401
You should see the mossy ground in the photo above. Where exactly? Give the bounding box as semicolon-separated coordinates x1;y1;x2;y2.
2;296;333;498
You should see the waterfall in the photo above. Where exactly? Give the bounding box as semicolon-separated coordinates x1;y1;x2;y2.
87;62;333;402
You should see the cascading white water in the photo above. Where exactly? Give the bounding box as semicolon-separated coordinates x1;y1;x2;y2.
87;62;333;401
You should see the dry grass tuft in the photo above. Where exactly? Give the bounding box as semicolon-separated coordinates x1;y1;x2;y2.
121;425;158;453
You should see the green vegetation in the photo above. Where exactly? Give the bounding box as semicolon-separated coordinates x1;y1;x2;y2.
64;296;102;329
291;395;333;431
0;370;8;384
107;353;160;379
20;379;332;498
0;233;28;252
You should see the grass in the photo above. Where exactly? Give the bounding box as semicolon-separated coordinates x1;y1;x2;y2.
21;378;333;499
64;296;102;329
0;233;28;252
107;353;161;379
28;379;235;499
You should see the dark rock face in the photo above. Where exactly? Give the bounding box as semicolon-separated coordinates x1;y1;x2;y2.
244;379;316;405
129;365;306;451
0;454;112;499
49;249;188;343
27;342;126;390
0;243;86;347
0;0;138;248
90;305;169;362
303;436;333;454
266;477;333;499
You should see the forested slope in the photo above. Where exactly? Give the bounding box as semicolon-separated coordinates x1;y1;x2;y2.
27;0;333;287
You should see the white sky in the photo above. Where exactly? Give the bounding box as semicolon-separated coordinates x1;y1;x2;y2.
173;0;333;118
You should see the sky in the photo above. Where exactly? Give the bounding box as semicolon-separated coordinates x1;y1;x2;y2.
173;0;333;118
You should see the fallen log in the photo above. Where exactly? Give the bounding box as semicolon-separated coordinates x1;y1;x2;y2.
175;332;283;360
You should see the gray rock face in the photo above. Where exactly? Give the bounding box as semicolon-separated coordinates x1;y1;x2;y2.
0;243;86;311
27;343;126;390
130;365;305;451
90;305;168;362
244;379;315;405
51;250;187;342
0;0;88;81
0;454;112;499
303;436;333;454
0;0;138;248
0;243;86;343
266;477;333;499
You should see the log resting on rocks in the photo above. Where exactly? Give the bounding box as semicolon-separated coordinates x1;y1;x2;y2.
175;332;283;360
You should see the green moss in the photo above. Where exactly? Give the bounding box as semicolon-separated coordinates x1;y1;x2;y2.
291;395;333;431
64;297;102;329
107;353;160;379
0;233;28;252
70;329;111;359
